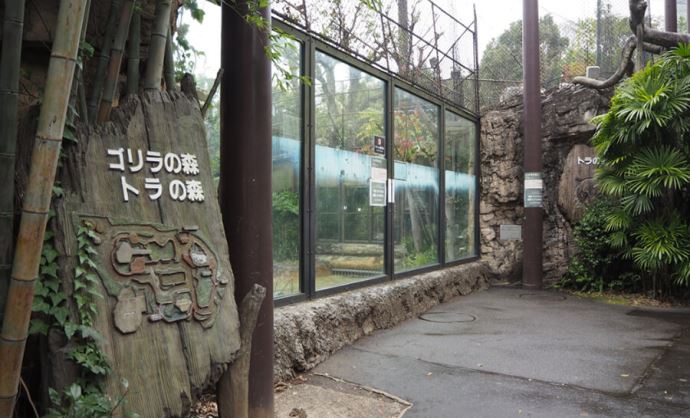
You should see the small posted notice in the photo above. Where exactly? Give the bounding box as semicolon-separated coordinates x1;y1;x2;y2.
369;179;387;207
524;172;543;208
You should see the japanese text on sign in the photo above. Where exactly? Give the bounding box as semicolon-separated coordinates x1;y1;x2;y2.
107;148;204;203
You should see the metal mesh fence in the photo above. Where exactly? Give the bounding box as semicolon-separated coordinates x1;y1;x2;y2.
272;0;479;113
477;0;656;110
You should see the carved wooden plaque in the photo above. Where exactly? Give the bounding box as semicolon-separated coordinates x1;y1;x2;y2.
55;92;240;417
558;144;598;223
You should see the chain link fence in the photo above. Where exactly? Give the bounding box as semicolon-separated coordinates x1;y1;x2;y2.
477;0;674;110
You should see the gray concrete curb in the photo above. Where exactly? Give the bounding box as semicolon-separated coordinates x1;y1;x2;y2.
273;262;489;381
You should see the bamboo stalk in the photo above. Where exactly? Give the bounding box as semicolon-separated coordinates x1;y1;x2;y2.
78;77;89;121
143;0;173;90
69;0;91;122
163;28;176;91
97;0;136;122
127;9;141;95
0;1;87;416
0;0;26;323
88;0;121;123
201;68;224;117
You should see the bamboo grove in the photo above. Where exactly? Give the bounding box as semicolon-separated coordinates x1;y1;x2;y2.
0;0;185;415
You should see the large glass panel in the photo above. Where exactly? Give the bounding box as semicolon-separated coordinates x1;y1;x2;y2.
272;38;302;298
394;89;440;272
314;51;386;290
445;111;477;261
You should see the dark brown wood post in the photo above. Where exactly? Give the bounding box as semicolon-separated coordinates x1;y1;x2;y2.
220;1;274;417
522;0;543;289
666;0;678;32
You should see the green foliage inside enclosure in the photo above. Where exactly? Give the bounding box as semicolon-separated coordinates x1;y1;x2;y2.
588;44;690;297
273;190;300;261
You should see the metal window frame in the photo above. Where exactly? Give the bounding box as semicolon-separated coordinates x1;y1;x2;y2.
272;19;481;304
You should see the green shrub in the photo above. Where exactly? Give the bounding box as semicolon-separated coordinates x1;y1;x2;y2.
559;199;617;292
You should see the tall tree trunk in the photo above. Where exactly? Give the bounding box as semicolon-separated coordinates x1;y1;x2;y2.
0;0;26;323
88;0;121;123
127;9;141;95
143;0;173;91
0;1;87;416
98;0;136;122
397;0;411;76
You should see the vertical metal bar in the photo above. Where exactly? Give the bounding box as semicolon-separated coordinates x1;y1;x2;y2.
220;1;274;416
666;0;678;32
522;0;543;290
384;77;395;279
307;38;317;297
473;116;481;258
687;0;690;33
596;0;602;67
473;5;480;114
438;106;446;265
301;38;311;296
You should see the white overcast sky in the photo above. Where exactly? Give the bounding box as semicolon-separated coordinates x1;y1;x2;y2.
184;0;681;78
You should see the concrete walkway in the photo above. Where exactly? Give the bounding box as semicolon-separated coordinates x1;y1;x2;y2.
288;287;690;417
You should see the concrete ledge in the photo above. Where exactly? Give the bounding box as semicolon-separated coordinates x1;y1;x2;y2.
273;262;489;381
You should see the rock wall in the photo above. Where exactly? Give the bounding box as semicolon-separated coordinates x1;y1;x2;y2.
273;262;489;381
480;85;611;283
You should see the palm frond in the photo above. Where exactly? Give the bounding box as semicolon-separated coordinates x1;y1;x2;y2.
627;146;690;190
621;193;654;216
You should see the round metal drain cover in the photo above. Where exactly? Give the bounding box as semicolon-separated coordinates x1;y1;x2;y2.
518;293;567;301
419;312;476;323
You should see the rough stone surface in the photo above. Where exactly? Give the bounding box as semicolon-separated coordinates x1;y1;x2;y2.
273;262;489;382
480;84;611;283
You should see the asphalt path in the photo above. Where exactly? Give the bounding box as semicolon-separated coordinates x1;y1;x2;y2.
313;287;690;417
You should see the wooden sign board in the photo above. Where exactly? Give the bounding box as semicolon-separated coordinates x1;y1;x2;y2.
55;93;240;417
558;144;598;223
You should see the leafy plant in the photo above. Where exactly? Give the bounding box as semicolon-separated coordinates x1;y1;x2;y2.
589;44;690;296
31;217;126;415
272;190;300;261
558;199;621;292
45;380;137;418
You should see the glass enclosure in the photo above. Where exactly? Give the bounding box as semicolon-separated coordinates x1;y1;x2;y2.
393;88;440;272
314;51;386;290
266;23;480;301
444;111;477;261
272;38;302;298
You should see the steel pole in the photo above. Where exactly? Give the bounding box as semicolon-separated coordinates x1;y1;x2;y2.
666;0;678;32
687;0;690;33
522;0;543;289
596;0;602;67
220;1;274;417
